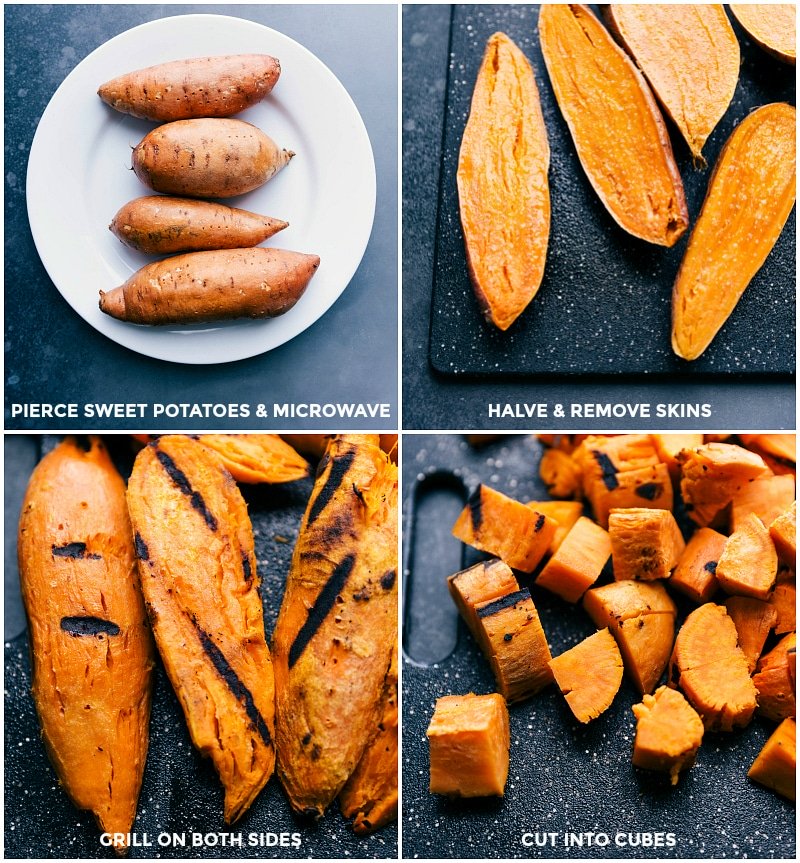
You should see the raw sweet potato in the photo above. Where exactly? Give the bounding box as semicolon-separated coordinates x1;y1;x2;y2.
669;527;726;603
18;436;154;854
100;248;320;325
770;502;797;568
538;4;688;246
606;4;739;164
671;103;797;360
609;507;685;581
753;633;797;722
730;474;795;534
724;596;777;674
127;436;275;823
715;512;778;600
748;718;796;802
632;686;704;785
98;54;281;121
110;196;288;255
132;118;293;198
537;516;611;602
457;32;551;331
448;558;519;648
730;5;796;65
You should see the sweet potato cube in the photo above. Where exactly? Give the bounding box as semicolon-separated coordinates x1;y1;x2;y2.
670;527;726;603
632;686;704;785
539;449;583;500
753;633;797;723
526;500;584;554
739;434;796;466
731;474;795;534
609;508;685;581
769;579;796;635
651;434;704;482
452;485;557;572
670;603;757;731
584;580;676;694
724;596;777;673
548;629;623;723
715;513;778;600
447;558;518;646
537;516;611;602
770;502;796;568
427;693;510;797
576;435;662;493
748;718;796;802
474;589;553;702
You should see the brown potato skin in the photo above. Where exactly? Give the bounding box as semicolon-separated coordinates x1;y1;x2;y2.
110;196;288;255
98;54;281;121
18;436;154;855
99;247;320;325
132;119;293;198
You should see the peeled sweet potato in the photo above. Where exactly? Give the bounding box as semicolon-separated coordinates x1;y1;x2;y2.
749;718;796;802
100;247;320;325
609;507;685;581
753;633;797;722
770;502;797;568
769;579;796;635
457;32;550;331
537;516;611;602
538;4;688;246
724;596;777;674
98;54;281;121
539;449;583;500
18;436;154;854
132;118;293;198
110;196;288;255
606;5;739;164
671;103;797;360
730;5;796;65
730;474;795;534
715;513;778;600
448;558;518;648
669;527;726;603
526;499;584;554
651;433;704;482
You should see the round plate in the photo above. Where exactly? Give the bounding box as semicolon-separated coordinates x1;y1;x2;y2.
26;14;376;364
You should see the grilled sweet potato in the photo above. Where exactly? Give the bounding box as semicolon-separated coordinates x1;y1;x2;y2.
748;718;796;801
609;507;685;581
724;596;777;674
537;516;611;602
272;435;397;818
715;513;778;600
538;4;688;246
753;633;797;722
98;54;282;121
192;434;308;484
457;32;550;330
770;502;797;568
670;527;726;603
769;579;796;635
448;558;519;648
132;118;293;198
538;449;583;500
671;103;797;360
730;5;796;64
525;500;584;553
100;248;320;325
127;436;275;823
730;474;795;534
18;436;153;854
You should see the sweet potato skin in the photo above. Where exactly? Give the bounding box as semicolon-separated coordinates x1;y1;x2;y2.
110;196;288;255
99;247;320;325
132;118;293;198
98;54;281;121
18;436;154;853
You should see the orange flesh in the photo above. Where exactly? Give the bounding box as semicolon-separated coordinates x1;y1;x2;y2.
753;633;797;723
194;434;309;484
609;507;685;581
537;516;612;602
730;5;796;64
730;474;796;533
525;500;584;553
770;502;797;567
457;32;551;331
576;434;662;493
448;558;519;647
586;464;674;529
749;718;796;802
427;693;510;797
670;527;726;603
548;628;624;723
539;449;583;499
739;434;797;464
724;596;777;673
769;579;796;635
651;433;704;481
715;513;778;600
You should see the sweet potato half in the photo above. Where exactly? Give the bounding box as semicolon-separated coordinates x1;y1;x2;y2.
730;5;796;65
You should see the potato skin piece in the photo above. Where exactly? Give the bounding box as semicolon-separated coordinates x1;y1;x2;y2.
132;118;293;198
99;247;320;325
98;54;281;121
18;436;154;855
110;196;288;255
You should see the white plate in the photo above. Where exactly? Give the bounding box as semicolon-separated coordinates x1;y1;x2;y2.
26;14;376;364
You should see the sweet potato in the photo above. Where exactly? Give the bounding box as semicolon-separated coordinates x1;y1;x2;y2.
537;516;611;602
606;5;739;165
730;474;795;534
100;247;320;325
525;500;584;554
770;502;797;568
739;434;796;466
715;513;778;600
669;527;726;603
671;103;797;360
127;436;275;823
18;436;154;855
98;54;281;121
724;596;777;674
448;558;519;648
538;4;688;246
132;118;293;198
609;507;685;581
651;433;704;482
730;5;796;65
110;196;288;255
753;633;797;722
539;449;583;500
191;434;308;484
748;718;796;802
457;32;550;331
769;579;796;635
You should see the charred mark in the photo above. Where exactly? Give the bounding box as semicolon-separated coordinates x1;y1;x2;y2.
477;589;530;618
318;511;353;547
468;485;483;532
704;561;718;575
635;483;662;501
301;732;312;746
592;451;618;490
534;513;545;532
289;555;356;668
311;744;322;761
307;450;356;526
72;435;93;453
60;616;120;637
353;587;370;602
242;553;253;581
134;533;150;561
155;448;218;531
503;633;513;642
381;570;397;590
52;542;101;560
352;483;366;506
192;621;272;748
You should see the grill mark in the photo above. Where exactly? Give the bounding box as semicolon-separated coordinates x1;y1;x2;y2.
468;485;483;532
704;560;718;575
242;553;252;581
477;589;530;618
635;482;663;501
155;448;218;531
307;450;356;526
60;616;120;637
289;555;356;669
192;620;272;748
534;513;545;532
380;570;397;590
593;451;619;490
134;533;150;561
52;542;101;560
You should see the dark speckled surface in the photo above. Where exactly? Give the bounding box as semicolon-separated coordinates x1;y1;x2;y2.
402;434;795;859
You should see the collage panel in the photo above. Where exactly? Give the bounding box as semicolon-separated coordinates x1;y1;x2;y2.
5;434;398;858
402;433;796;859
5;4;398;431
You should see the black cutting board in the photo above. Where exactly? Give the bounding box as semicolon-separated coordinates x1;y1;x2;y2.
4;436;397;859
401;434;795;859
429;5;796;377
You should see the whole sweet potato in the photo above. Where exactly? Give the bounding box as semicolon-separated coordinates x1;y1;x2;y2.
98;54;281;121
99;247;320;325
110;196;288;255
132;119;293;198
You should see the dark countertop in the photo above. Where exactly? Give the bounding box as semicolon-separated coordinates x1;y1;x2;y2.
401;4;796;431
5;4;398;431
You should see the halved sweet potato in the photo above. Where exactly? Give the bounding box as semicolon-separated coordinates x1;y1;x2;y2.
715;513;778;600
448;559;519;648
671;103;797;360
724;596;777;674
670;527;726;603
770;502;797;568
609;507;685;581
753;633;797;722
537;516;611;602
749;718;796;802
525;500;584;554
730;5;796;64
